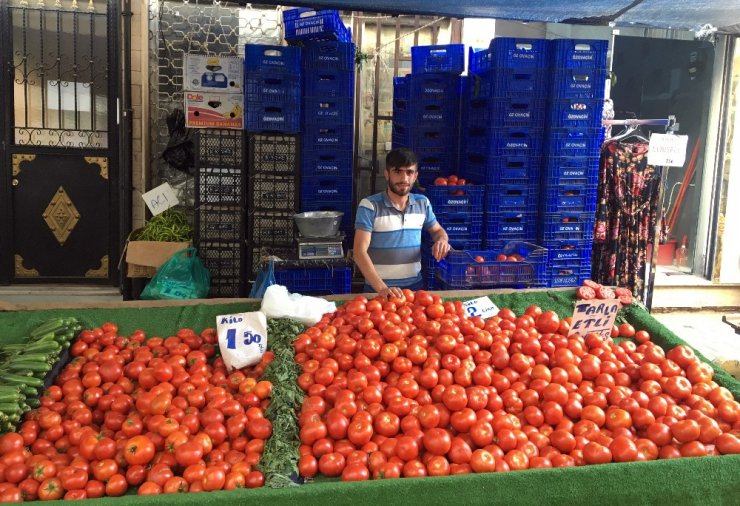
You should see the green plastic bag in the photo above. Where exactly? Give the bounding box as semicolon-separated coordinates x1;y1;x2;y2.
140;247;210;300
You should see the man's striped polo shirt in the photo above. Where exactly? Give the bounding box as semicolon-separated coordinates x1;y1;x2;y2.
355;191;437;287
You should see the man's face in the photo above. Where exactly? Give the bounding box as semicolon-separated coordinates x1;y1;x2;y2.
385;164;418;197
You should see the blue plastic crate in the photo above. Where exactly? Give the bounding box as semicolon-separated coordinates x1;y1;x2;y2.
547;261;592;288
302;124;353;149
283;8;351;42
539;213;596;242
546;129;604;158
395;100;460;127
392;124;455;151
436;242;547;289
416;152;456;185
273;265;351;295
466;127;544;157
467;97;547;129
412;44;465;74
470;38;550;74
543;156;600;186
407;73;462;100
548;99;604;129
423;184;484;213
550;39;608;69
302;176;353;202
435;212;483;243
484;212;538;247
246;101;300;134
245;44;301;75
304;97;353;123
468;70;549;99
245;74;301;103
542;240;593;263
394;76;409;101
301;150;353;177
541;184;598;214
485;184;539;214
302;40;355;70
551;68;608;99
489;156;542;183
304;69;354;97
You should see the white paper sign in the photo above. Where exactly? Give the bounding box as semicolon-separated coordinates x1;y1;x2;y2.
184;54;244;92
462;297;500;320
142;183;179;216
217;311;268;370
570;299;621;340
647;134;689;167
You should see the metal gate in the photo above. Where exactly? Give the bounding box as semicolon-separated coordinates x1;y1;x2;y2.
0;0;119;284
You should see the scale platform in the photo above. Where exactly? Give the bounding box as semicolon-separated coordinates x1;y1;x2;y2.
297;233;345;260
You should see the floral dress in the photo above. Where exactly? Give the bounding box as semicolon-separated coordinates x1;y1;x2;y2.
592;141;662;300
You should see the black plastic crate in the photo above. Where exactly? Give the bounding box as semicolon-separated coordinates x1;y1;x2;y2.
196;167;245;206
247;134;300;176
250;174;299;212
195;205;245;242
248;244;296;278
196;129;245;168
248;210;297;246
197;241;247;297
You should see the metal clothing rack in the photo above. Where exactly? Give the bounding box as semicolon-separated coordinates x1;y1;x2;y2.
601;115;678;311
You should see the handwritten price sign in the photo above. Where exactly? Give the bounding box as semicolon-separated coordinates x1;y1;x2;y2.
216;312;268;369
570;299;620;340
142;182;179;216
462;297;500;320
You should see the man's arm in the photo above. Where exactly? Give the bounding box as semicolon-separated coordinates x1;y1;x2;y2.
353;230;403;298
427;222;451;261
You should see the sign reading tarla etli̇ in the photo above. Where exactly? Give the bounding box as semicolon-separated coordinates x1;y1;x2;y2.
570;299;621;340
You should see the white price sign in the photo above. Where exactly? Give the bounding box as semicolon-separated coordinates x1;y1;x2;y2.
647;134;689;167
462;297;500;320
142;183;179;216
216;311;268;370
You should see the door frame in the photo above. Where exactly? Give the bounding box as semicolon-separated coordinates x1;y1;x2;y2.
0;0;129;286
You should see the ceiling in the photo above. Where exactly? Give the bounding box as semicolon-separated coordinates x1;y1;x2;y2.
269;0;740;34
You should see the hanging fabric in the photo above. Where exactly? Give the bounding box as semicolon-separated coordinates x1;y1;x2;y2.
592;140;663;300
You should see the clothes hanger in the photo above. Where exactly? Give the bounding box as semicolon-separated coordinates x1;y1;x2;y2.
608;123;649;143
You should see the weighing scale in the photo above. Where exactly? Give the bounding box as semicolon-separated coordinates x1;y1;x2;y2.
297;233;345;260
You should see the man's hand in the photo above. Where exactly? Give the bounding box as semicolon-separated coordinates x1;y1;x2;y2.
432;239;451;261
378;286;404;299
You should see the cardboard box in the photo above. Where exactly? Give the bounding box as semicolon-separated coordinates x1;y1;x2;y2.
185;92;244;129
125;240;191;278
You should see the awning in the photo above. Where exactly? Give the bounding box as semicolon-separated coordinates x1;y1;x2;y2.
273;0;740;34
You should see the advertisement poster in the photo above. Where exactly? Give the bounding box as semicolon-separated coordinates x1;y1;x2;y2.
183;54;244;92
185;92;244;129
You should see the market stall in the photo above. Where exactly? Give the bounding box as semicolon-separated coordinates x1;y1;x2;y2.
0;288;738;504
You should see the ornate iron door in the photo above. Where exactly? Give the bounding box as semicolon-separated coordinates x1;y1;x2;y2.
0;0;119;283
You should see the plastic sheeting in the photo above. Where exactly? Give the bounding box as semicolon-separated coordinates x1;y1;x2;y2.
274;0;740;33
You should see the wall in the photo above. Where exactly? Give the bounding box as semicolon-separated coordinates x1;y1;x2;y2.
719;43;740;283
131;0;149;230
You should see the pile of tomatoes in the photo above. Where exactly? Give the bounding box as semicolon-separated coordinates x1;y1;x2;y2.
0;323;274;502
294;291;740;481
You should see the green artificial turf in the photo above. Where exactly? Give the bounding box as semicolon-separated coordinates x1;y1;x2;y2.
1;291;739;505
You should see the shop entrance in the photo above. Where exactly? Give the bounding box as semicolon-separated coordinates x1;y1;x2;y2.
0;0;120;284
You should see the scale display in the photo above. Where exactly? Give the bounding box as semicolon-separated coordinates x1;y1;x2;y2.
298;241;344;260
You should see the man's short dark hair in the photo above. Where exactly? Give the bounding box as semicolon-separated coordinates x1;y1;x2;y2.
386;148;418;170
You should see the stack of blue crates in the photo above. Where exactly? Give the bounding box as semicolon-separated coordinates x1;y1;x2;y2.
244;44;302;134
462;38;550;250
393;44;471;289
393;45;465;187
540;39;607;287
299;39;355;240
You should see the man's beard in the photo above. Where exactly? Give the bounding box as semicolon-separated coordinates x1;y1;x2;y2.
388;180;411;196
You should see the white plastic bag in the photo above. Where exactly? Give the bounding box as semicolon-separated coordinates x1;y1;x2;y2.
260;284;337;326
216;311;268;370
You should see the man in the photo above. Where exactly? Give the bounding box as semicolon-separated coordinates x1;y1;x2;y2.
354;148;451;298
